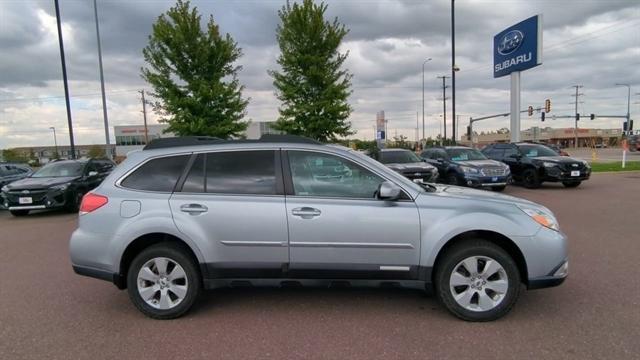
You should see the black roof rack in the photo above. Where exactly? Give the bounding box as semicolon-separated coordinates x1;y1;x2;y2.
143;134;321;150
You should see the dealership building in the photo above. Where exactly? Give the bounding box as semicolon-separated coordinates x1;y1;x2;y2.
114;121;280;157
460;127;623;148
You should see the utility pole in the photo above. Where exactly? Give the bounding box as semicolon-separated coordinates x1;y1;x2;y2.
422;58;432;141
49;127;59;159
437;75;450;144
416;110;419;144
615;84;631;135
451;0;457;144
54;0;76;159
570;85;584;148
139;90;149;144
93;0;110;158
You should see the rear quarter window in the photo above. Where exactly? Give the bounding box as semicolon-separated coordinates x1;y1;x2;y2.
120;155;190;192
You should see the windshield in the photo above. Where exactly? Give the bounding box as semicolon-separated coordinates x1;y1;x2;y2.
446;148;487;161
379;150;421;164
519;144;559;158
31;162;84;178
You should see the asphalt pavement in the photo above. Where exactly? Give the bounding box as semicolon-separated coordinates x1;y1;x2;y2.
1;172;639;359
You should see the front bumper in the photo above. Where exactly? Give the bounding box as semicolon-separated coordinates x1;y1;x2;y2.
543;167;591;182
1;188;70;211
461;174;511;188
528;259;568;289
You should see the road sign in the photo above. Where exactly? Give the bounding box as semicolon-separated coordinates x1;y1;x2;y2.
493;15;543;78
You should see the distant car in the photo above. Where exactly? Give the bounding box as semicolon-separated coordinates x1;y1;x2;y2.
594;143;607;149
1;158;115;216
482;143;591;189
421;146;511;191
0;163;32;189
377;149;438;183
629;135;639;152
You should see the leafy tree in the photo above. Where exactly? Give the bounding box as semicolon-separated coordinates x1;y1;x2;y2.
141;0;248;138
88;145;105;159
2;149;25;163
270;0;353;142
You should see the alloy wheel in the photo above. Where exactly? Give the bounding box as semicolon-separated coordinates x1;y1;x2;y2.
137;257;189;310
449;256;509;312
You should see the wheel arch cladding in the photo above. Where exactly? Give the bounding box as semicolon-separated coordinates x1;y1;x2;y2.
119;233;203;289
431;230;528;286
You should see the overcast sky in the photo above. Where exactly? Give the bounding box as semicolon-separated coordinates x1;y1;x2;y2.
0;0;638;148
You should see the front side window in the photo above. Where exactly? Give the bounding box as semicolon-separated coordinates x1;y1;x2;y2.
121;155;189;192
182;151;277;195
288;151;384;199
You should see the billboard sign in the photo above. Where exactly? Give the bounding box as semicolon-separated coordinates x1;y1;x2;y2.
494;15;542;78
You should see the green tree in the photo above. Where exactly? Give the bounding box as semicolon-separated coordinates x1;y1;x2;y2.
270;0;353;142
2;149;25;163
141;0;248;138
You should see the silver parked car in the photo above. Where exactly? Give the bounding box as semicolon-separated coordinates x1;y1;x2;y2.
69;135;568;321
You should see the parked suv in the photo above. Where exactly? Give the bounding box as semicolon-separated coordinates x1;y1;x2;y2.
482;143;590;188
420;146;510;191
70;135;568;321
0;163;32;188
1;158;115;216
377;148;438;183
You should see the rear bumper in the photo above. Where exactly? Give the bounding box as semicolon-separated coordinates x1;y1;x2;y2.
72;264;125;289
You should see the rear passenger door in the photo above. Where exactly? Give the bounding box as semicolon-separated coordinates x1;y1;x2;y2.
169;150;289;278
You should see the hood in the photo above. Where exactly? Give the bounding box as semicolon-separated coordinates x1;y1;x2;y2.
386;162;436;171
453;159;506;168
531;156;585;164
5;176;78;190
429;183;540;208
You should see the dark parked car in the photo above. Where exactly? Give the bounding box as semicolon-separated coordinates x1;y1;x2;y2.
481;143;591;189
0;163;32;188
1;158;115;216
377;149;438;183
421;146;511;191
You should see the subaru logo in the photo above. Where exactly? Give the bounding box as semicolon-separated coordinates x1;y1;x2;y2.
498;30;524;55
21;190;29;194
572;164;578;167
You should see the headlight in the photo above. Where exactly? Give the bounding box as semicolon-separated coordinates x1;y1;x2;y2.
504;166;511;174
51;184;69;191
1;185;8;193
460;166;479;174
542;162;557;168
518;206;559;231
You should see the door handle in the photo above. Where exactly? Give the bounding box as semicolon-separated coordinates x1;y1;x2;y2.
180;204;208;214
291;207;321;218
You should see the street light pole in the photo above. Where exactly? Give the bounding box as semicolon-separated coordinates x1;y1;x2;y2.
616;83;631;135
422;58;432;142
93;0;110;157
49;127;59;159
451;0;456;143
54;0;76;159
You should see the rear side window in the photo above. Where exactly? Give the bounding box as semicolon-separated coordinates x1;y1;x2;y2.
121;155;189;192
181;151;277;195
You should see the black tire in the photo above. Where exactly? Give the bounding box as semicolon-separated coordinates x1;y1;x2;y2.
522;168;541;189
434;239;521;322
492;186;506;192
127;243;201;320
10;210;29;217
447;173;461;186
65;192;83;213
562;181;581;188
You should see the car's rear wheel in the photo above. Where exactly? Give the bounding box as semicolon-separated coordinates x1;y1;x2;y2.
447;173;461;186
435;239;520;322
10;210;29;217
127;244;201;320
522;168;541;189
562;181;581;188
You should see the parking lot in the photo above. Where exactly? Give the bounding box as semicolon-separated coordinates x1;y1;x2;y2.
0;172;639;359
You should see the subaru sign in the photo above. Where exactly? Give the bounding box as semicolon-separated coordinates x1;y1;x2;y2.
493;15;542;78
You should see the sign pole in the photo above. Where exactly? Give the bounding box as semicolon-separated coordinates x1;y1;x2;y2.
510;71;521;142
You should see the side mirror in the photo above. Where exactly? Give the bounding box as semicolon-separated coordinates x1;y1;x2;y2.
88;171;98;177
377;181;402;201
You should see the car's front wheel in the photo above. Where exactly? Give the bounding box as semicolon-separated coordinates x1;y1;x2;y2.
127;244;201;319
435;239;521;322
522;168;541;189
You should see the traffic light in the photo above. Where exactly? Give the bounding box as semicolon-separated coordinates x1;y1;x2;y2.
466;126;471;141
544;99;551;113
528;106;533;116
590;114;595;120
541;112;545;122
630;120;634;131
576;113;580;121
623;121;628;131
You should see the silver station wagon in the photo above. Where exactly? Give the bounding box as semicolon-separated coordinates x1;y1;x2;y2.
69;135;568;321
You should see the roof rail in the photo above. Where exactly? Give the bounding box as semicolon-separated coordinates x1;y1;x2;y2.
143;134;322;150
143;136;225;150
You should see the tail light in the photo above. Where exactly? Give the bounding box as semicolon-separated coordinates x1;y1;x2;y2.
79;192;108;214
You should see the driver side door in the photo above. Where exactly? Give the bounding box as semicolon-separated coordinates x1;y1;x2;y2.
283;150;421;279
